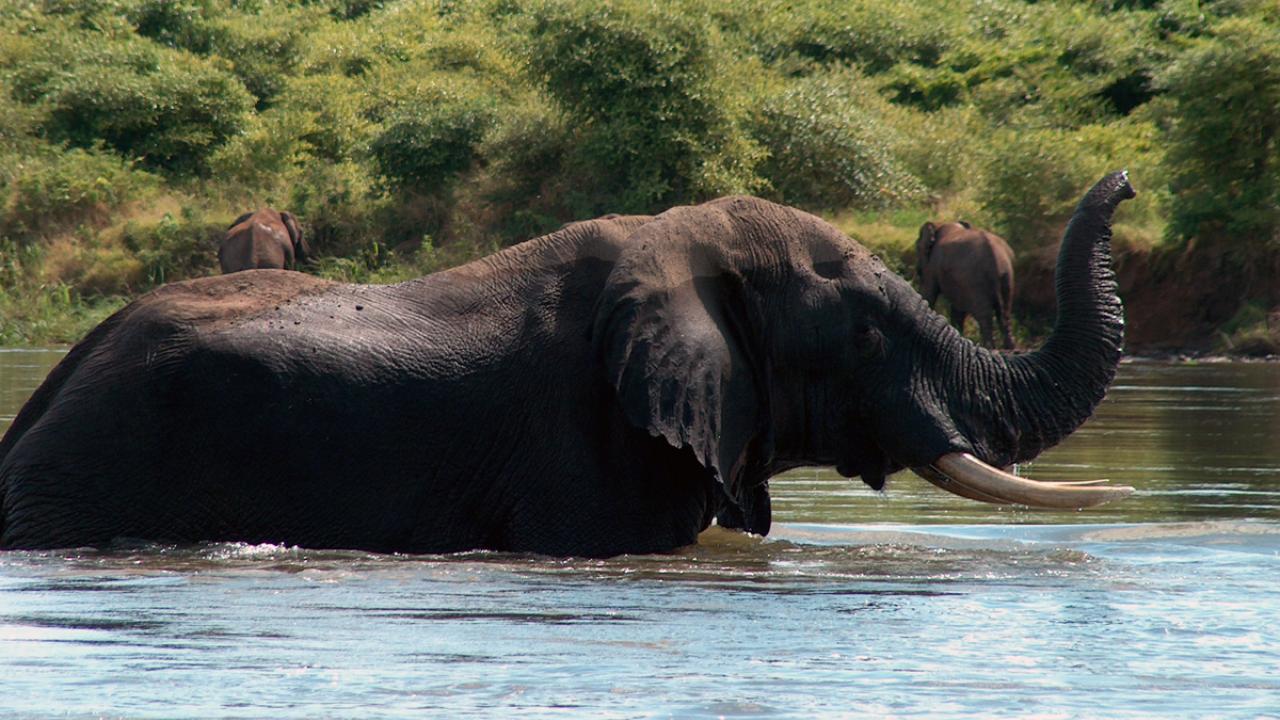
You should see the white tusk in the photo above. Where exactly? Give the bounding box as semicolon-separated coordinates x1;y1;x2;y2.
912;452;1133;509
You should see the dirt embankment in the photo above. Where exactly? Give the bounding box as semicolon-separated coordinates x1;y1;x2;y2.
1015;242;1280;355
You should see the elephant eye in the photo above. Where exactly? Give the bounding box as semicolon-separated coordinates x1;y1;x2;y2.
813;259;843;280
853;323;887;361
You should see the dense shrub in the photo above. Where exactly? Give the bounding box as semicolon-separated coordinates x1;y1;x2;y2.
117;209;223;286
288;159;389;256
273;74;375;162
131;0;324;108
750;72;923;210
979;118;1163;249
526;0;764;214
735;0;954;73
877;104;982;199
201;8;320;109
369;84;499;194
6;28;254;173
0;79;39;154
472;92;573;238
206;106;316;195
1159;17;1280;252
1;147;159;241
978;128;1100;249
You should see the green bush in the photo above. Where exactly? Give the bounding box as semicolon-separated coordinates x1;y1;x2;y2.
877;104;981;199
273;73;375;162
118;208;222;286
1159;16;1280;253
202;8;320;109
207;106;315;195
1;146;159;241
0;78;40;154
472;92;573;239
978;119;1165;250
526;0;764;213
735;0;954;73
957;3;1164;127
750;72;923;211
288;159;388;256
369;84;498;194
881;63;967;111
127;0;219;52
978;128;1098;249
7;27;253;174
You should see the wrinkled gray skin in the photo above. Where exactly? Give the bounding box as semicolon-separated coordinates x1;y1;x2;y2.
0;174;1134;557
219;209;308;273
916;221;1016;349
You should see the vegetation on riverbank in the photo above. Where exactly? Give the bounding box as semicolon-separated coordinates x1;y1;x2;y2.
1;0;1277;352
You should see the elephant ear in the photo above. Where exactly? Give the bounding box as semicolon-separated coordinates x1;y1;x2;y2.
594;262;763;495
280;212;309;263
228;211;255;230
917;222;939;258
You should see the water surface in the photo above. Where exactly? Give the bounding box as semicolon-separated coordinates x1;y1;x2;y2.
1;350;1278;718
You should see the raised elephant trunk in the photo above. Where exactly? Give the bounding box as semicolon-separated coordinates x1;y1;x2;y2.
912;172;1136;508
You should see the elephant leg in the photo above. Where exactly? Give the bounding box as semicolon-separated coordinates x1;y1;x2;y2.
977;314;995;349
996;306;1014;350
949;307;967;336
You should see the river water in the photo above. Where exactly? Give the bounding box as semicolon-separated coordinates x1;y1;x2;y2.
1;349;1277;718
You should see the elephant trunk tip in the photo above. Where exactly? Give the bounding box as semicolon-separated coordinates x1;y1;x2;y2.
1083;170;1137;211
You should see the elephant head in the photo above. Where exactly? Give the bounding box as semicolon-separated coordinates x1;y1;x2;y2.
597;173;1135;524
915;220;972;280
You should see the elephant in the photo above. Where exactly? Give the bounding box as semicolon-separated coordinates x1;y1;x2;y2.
0;173;1136;557
916;220;1016;349
219;208;309;273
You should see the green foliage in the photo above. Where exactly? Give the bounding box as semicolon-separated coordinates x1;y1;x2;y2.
4;22;254;173
0;0;1275;347
273;74;374;162
200;7;320;109
1;146;159;241
735;0;954;73
978;128;1104;248
878;104;982;199
0;79;40;154
370;83;498;194
977;118;1165;249
1159;16;1280;252
526;0;764;213
957;3;1165;126
750;71;923;210
117;208;222;286
473;92;573;238
287;159;388;256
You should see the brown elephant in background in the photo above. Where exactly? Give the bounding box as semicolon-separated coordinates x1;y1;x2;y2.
916;220;1016;349
219;209;309;273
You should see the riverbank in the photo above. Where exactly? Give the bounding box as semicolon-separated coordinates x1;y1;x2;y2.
4;223;1277;358
1015;241;1280;357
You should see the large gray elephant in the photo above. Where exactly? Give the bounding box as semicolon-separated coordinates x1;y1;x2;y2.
0;173;1136;557
219;208;308;273
916;220;1016;349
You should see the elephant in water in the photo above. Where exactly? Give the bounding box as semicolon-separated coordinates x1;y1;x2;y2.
219;208;308;273
0;173;1136;557
916;220;1016;349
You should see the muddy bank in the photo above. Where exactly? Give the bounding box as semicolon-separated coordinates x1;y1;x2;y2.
1015;242;1280;356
